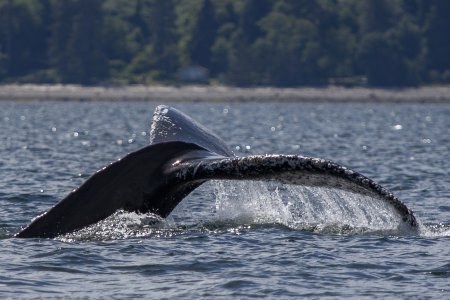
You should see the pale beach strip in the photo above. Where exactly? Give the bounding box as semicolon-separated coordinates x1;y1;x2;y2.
1;84;450;103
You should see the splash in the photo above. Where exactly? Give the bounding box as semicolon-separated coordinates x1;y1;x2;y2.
59;211;178;242
59;180;448;241
419;223;450;238
212;180;413;235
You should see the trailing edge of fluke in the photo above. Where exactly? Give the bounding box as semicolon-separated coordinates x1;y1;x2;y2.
15;105;417;238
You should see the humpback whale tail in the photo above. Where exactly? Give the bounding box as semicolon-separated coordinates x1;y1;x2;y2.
16;106;417;238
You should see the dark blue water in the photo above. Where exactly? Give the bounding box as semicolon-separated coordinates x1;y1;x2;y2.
1;101;449;298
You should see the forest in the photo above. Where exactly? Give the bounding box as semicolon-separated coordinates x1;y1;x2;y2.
0;0;449;87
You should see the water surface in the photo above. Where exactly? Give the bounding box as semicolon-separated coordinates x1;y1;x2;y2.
1;101;449;298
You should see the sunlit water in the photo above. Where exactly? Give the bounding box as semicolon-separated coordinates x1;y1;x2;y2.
0;101;449;298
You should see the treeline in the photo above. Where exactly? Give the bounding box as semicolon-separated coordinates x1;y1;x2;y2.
1;0;450;87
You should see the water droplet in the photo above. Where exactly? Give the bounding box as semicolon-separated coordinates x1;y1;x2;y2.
223;108;229;114
392;124;403;130
270;127;276;132
73;132;79;137
245;145;251;150
51;127;56;132
235;146;241;151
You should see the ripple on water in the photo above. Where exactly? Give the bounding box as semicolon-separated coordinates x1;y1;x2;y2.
0;102;449;298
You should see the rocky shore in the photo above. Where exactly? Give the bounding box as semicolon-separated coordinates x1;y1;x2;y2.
1;84;449;102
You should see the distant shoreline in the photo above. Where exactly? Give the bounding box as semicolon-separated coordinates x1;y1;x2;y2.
1;84;450;103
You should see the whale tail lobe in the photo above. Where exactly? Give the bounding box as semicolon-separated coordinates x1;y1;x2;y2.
16;106;417;238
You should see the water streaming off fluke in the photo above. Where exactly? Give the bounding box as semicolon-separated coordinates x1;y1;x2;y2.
61;180;423;241
212;181;411;234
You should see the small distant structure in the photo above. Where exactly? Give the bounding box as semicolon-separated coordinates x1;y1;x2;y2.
177;66;209;84
329;76;367;87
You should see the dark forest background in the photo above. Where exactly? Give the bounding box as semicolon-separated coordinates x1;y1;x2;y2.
1;0;450;87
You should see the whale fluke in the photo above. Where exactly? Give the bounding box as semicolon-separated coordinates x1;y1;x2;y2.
16;105;417;238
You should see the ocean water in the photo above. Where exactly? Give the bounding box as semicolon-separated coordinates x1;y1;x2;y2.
0;101;449;299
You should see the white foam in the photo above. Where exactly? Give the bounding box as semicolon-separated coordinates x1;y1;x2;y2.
59;210;172;241
211;180;408;234
418;223;450;238
59;181;448;241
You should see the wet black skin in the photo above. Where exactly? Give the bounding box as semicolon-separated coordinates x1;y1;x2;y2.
16;106;417;238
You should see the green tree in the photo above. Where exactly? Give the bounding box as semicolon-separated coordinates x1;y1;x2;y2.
358;0;394;34
240;0;272;43
125;0;179;82
147;0;179;80
48;0;75;82
226;31;258;86
0;0;48;78
225;0;272;85
128;0;150;44
49;0;107;84
358;32;418;86
402;0;432;25
254;11;322;86
425;0;450;81
189;0;218;69
0;0;446;87
210;2;238;76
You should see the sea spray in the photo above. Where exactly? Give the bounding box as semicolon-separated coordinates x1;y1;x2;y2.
211;180;408;234
60;180;443;241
